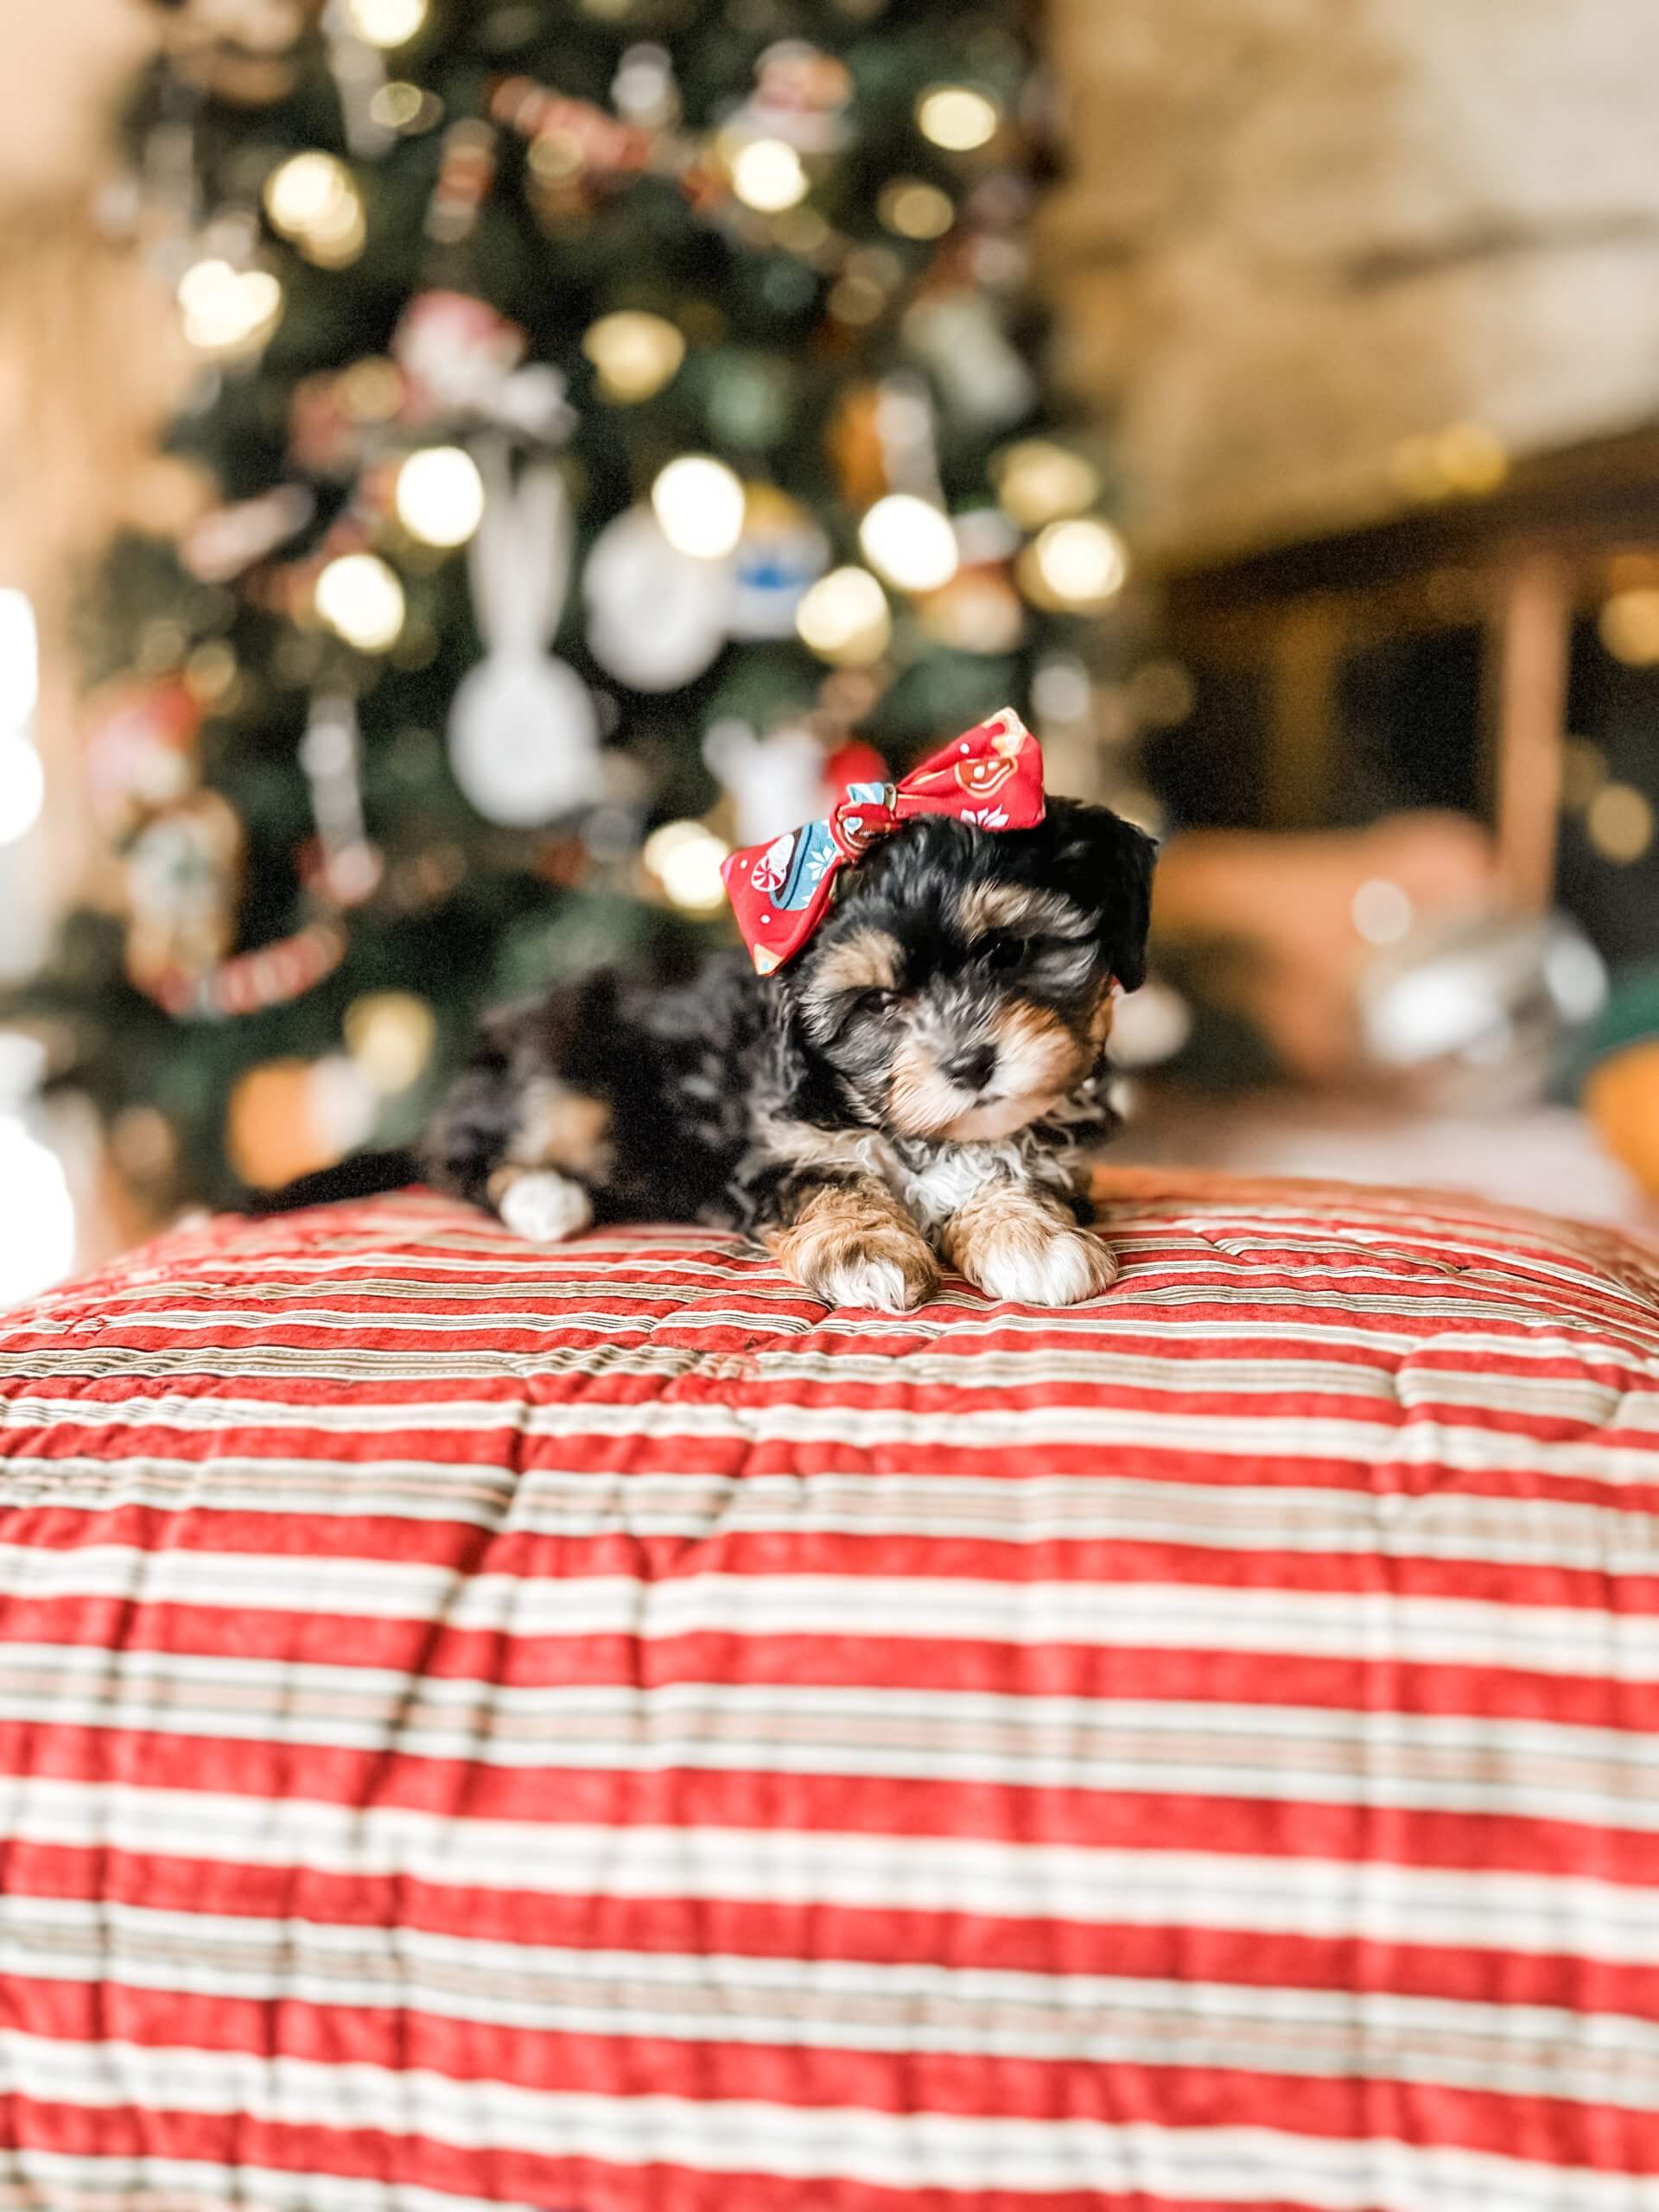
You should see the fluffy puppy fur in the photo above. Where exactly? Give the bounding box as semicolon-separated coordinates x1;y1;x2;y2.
419;799;1155;1309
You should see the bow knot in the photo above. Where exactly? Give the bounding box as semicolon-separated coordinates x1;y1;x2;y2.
721;708;1046;975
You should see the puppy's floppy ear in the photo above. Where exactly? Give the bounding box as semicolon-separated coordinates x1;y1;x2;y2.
763;976;842;1126
1046;798;1158;994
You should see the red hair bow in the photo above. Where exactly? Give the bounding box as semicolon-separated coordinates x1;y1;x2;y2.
721;709;1046;975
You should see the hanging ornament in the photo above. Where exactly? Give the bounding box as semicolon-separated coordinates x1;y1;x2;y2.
298;690;381;906
84;678;203;839
181;483;315;582
730;487;829;640
391;291;575;443
583;505;731;693
448;450;603;826
901;292;1036;429
703;719;831;848
123;790;245;1001
734;41;854;153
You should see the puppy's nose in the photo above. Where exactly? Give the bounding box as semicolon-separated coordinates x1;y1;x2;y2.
944;1044;997;1093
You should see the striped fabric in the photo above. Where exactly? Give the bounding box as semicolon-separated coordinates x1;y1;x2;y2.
1;1176;1657;2211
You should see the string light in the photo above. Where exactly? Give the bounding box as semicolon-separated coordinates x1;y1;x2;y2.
729;138;810;212
651;455;746;560
858;493;959;594
878;179;955;240
344;991;436;1092
370;81;439;131
915;85;1000;151
1586;782;1655;864
341;0;427;47
994;440;1100;528
1020;518;1129;611
395;446;486;546
1599;589;1659;665
176;260;283;357
315;553;406;652
795;566;892;664
642;821;730;913
582;311;685;404
264;153;365;265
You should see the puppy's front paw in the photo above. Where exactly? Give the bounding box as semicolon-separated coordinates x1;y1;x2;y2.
499;1171;593;1244
770;1183;939;1312
946;1191;1116;1307
805;1233;939;1313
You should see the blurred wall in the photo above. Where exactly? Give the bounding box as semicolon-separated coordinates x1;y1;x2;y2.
1044;0;1659;564
0;0;180;906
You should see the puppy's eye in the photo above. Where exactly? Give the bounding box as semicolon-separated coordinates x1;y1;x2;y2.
857;987;899;1013
982;936;1025;973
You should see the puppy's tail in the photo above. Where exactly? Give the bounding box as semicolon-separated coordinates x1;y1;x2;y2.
242;1147;424;1215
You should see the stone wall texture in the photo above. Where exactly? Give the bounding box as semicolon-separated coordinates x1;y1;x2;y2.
1042;0;1659;563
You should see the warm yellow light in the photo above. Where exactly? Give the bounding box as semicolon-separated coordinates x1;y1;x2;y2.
730;137;809;213
794;566;892;665
916;85;1000;151
878;178;955;240
858;493;959;594
265;153;350;238
395;446;486;547
582;310;686;404
1024;518;1129;610
344;991;436;1092
342;0;426;47
1586;782;1655;865
994;439;1101;528
651;454;746;560
1599;589;1659;666
370;80;428;130
315;553;405;652
643;820;731;913
177;260;283;357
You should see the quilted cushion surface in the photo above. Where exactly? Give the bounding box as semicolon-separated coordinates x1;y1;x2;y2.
0;1176;1657;2210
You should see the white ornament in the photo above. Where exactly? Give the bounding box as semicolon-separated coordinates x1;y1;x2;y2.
584;505;731;692
448;448;603;827
703;719;828;847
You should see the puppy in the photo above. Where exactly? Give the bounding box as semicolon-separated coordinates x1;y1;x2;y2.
420;789;1154;1310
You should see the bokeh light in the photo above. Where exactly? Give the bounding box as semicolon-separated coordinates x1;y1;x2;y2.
315;553;406;652
730;138;810;213
652;455;746;560
795;566;892;664
395;446;486;546
859;493;959;594
582;311;686;404
342;0;427;47
177;261;283;357
915;85;1000;151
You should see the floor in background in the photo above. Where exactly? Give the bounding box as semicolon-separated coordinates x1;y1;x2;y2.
1115;1085;1651;1230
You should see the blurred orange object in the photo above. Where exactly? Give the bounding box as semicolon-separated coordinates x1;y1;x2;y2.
1584;1040;1659;1198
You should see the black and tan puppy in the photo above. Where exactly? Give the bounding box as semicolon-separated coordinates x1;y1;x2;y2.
419;796;1154;1310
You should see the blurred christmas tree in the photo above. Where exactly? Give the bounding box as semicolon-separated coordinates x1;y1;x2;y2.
16;0;1133;1211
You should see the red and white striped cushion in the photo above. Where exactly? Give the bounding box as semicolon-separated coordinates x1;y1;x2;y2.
1;1177;1657;2210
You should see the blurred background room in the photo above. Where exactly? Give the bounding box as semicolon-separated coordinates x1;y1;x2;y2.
4;0;1659;1306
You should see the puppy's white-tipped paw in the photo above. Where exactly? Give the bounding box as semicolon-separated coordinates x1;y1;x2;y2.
814;1244;938;1313
500;1172;593;1244
950;1200;1117;1308
975;1225;1116;1306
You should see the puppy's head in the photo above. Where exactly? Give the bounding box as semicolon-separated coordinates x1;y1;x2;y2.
775;800;1155;1141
